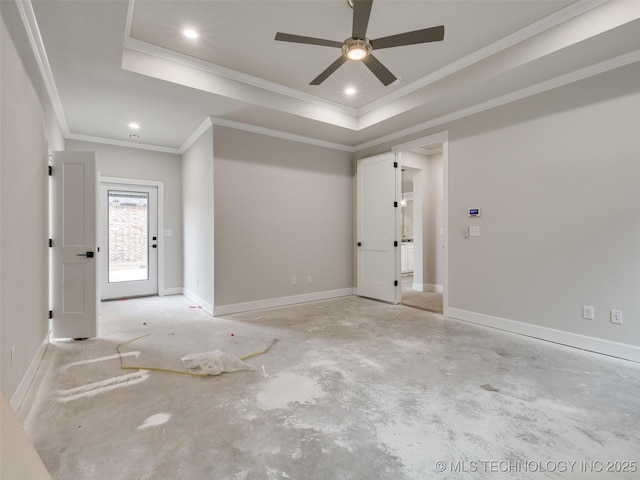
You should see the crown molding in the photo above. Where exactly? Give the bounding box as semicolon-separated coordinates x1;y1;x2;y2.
18;0;635;159
123;37;358;118
71;45;640;158
355;48;640;152
179;116;213;154
124;0;135;48
15;0;69;135
209;117;354;153
121;0;609;122
123;0;357;117
66;133;181;154
358;0;610;115
53;45;640;157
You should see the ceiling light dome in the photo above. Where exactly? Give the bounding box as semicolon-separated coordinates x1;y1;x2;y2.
182;29;199;40
342;38;371;61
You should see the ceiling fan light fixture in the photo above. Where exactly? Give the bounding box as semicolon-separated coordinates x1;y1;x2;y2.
342;38;371;61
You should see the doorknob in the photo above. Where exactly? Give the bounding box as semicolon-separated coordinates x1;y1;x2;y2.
76;252;94;258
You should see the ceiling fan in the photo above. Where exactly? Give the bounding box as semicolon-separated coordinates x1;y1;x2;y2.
274;0;444;86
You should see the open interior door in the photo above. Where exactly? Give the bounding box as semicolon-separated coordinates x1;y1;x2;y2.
356;152;400;303
51;151;97;338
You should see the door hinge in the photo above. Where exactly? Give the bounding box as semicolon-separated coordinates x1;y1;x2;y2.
48;165;53;176
394;280;399;287
393;162;398;168
394;201;398;208
48;239;53;248
49;310;53;319
394;241;398;247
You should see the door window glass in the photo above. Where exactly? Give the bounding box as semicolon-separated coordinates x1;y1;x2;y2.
108;191;149;283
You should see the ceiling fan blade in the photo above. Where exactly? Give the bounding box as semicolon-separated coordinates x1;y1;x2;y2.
310;56;348;85
275;32;343;49
362;54;397;86
370;25;444;50
352;0;373;39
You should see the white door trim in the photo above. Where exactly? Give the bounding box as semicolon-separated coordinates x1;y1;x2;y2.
98;176;165;296
393;130;449;316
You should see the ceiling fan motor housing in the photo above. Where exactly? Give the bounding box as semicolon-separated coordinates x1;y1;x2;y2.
342;38;372;61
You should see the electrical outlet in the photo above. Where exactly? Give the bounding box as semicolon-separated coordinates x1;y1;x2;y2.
582;305;594;320
610;310;623;325
469;226;480;237
307;275;312;284
11;345;15;367
291;276;296;286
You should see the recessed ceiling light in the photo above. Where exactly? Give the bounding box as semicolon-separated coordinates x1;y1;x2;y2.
182;29;199;40
345;87;356;95
128;122;140;130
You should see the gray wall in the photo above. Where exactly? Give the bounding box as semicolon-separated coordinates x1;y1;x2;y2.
426;153;443;288
182;126;214;312
66;140;183;292
1;6;60;403
212;126;353;307
447;64;640;347
357;62;640;353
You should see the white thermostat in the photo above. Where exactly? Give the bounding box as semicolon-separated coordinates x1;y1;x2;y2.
468;208;481;217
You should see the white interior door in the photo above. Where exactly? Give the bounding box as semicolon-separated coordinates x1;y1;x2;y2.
99;183;158;300
51;151;97;338
356;152;401;303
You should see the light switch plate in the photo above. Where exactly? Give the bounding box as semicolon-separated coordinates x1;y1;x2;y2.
582;305;594;320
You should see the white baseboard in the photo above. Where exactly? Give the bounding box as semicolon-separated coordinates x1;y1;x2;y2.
182;288;214;316
213;288;355;316
413;283;443;293
447;307;640;363
12;336;49;413
160;287;183;296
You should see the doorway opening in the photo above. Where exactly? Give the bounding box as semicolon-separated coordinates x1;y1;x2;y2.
394;134;447;314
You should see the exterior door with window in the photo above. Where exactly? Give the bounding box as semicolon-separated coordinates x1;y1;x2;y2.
99;183;158;299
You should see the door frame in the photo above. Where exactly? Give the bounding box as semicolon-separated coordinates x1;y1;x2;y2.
98;176;165;299
392;130;449;316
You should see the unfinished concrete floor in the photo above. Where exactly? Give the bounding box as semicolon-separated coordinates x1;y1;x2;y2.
20;295;640;479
